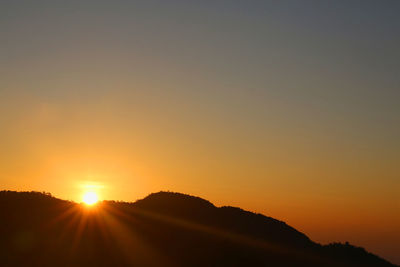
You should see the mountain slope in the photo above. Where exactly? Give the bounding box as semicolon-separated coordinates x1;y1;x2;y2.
0;190;397;267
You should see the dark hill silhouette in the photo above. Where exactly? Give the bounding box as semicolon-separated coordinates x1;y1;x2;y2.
0;190;397;267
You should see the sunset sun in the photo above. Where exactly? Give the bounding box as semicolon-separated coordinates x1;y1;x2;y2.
82;191;98;205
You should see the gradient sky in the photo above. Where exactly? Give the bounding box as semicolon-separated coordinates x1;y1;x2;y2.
1;0;399;264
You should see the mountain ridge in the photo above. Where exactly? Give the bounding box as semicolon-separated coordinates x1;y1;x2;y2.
0;190;397;267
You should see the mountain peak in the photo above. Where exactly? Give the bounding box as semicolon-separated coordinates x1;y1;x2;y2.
1;190;397;266
135;191;215;210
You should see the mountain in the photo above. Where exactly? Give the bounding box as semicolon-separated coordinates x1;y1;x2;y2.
0;190;397;267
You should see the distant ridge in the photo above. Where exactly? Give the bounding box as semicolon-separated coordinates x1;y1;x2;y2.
0;190;397;267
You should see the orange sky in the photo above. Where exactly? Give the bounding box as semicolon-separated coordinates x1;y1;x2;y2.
1;1;399;264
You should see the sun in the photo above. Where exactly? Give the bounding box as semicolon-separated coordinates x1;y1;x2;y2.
82;191;98;205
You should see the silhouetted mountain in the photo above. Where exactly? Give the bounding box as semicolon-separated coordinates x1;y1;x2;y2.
0;190;397;267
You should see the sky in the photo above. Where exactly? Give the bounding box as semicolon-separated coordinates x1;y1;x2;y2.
1;0;399;264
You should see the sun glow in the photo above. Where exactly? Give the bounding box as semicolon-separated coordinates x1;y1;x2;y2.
82;191;98;205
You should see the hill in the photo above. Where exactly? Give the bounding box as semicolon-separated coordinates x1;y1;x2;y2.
0;190;397;266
